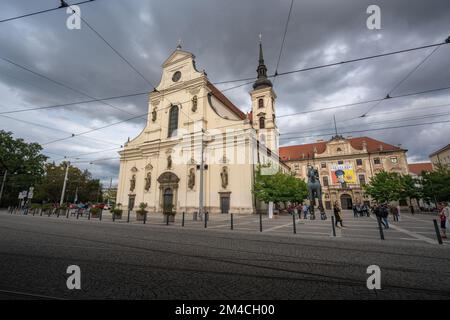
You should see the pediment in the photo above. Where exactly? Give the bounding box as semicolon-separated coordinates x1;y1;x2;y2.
162;49;195;67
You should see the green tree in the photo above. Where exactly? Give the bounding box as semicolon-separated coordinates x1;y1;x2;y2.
0;130;48;206
253;165;308;205
363;171;402;203
399;174;422;207
420;164;450;202
34;162;102;204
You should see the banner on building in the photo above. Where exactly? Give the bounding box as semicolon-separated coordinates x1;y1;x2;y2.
330;163;356;184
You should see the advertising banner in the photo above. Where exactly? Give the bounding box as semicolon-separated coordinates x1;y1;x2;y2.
330;163;356;184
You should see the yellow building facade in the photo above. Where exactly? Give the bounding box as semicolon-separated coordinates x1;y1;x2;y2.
280;135;409;209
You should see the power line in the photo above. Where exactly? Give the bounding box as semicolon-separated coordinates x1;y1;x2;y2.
0;56;147;120
0;0;95;23
277;84;450;118
360;44;443;117
279;119;450;141
213;39;450;85
274;0;294;77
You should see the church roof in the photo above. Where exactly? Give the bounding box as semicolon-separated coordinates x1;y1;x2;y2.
279;136;404;161
206;81;246;120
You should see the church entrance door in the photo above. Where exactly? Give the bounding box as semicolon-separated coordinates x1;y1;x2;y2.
340;194;353;210
157;172;180;214
163;188;174;213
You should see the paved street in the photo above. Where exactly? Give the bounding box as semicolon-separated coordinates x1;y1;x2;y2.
0;210;450;299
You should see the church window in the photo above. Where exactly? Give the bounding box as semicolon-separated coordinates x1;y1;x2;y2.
168;104;179;137
321;162;327;168
356;159;363;166
323;176;329;187
259;117;265;129
258;98;264;108
359;174;366;185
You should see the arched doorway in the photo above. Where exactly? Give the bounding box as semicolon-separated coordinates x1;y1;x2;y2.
340;194;353;210
157;172;180;213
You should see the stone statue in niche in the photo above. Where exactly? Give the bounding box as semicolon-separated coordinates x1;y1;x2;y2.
144;172;151;191
220;167;228;189
188;168;195;190
130;174;136;192
167;155;172;169
191;95;198;112
152;107;157;122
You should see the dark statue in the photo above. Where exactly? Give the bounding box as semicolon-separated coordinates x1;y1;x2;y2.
188;168;195;190
130;174;136;192
220;167;228;189
144;172;151;191
307;165;327;220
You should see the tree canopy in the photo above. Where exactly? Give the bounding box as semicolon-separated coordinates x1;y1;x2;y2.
420;164;450;202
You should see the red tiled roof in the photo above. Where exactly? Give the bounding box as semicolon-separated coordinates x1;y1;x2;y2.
206;81;246;120
408;162;433;175
279;136;403;161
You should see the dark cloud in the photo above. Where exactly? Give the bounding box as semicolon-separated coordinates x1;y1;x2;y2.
0;0;449;184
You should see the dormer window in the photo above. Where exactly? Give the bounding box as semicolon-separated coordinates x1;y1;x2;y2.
258;98;264;108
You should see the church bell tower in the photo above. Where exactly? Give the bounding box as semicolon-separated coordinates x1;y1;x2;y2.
250;36;279;153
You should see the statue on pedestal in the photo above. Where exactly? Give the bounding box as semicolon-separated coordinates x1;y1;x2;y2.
306;165;327;220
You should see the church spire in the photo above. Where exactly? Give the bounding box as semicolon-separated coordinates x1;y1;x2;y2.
253;34;273;90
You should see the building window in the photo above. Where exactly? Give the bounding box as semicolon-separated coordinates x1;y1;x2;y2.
321;162;327;168
258;98;264;108
358;174;366;185
356;159;363;166
336;147;342;152
337;160;344;165
390;156;398;164
259;117;265;129
168;104;179;137
374;157;381;165
323;176;329;187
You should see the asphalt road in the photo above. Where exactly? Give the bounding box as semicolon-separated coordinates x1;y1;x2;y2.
0;212;449;299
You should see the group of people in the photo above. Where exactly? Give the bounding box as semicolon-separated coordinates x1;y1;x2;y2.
352;203;370;218
287;204;312;219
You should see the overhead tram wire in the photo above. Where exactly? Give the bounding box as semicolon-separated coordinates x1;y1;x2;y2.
0;56;148;121
279;119;450;141
273;0;295;81
0;0;96;23
213;38;450;85
359;44;443;118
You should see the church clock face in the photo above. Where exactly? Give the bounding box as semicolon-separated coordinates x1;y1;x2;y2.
172;71;181;82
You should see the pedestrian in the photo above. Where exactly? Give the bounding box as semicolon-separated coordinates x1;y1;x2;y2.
439;204;448;239
357;204;363;217
362;203;369;217
390;205;399;222
303;204;309;219
334;201;344;227
352;204;358;218
381;203;389;229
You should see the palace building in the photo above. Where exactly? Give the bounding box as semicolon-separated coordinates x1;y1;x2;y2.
116;42;286;214
279;135;410;209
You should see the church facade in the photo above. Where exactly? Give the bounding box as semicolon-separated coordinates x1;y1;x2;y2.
116;43;286;214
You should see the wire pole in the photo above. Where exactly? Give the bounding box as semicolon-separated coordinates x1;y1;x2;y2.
60;162;70;207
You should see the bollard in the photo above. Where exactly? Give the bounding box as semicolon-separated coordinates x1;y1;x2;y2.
433;219;443;245
57;209;60;218
204;211;208;228
99;209;103;221
292;214;297;234
66;209;69;219
231;213;234;230
331;216;336;237
112;212;115;222
127;209;130;223
40;208;43;216
376;216;385;240
166;213;169;226
76;211;79;219
259;212;263;231
193;211;198;221
143;212;147;224
182;211;185;227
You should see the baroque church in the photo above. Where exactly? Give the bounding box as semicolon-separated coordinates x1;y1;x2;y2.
116;42;287;214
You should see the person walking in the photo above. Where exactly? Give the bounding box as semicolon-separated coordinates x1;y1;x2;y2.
303;204;309;219
334;201;344;227
352;204;358;218
362;203;369;217
390;205;399;222
380;203;390;229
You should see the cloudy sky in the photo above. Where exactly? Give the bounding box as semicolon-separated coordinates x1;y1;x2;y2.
1;0;449;185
